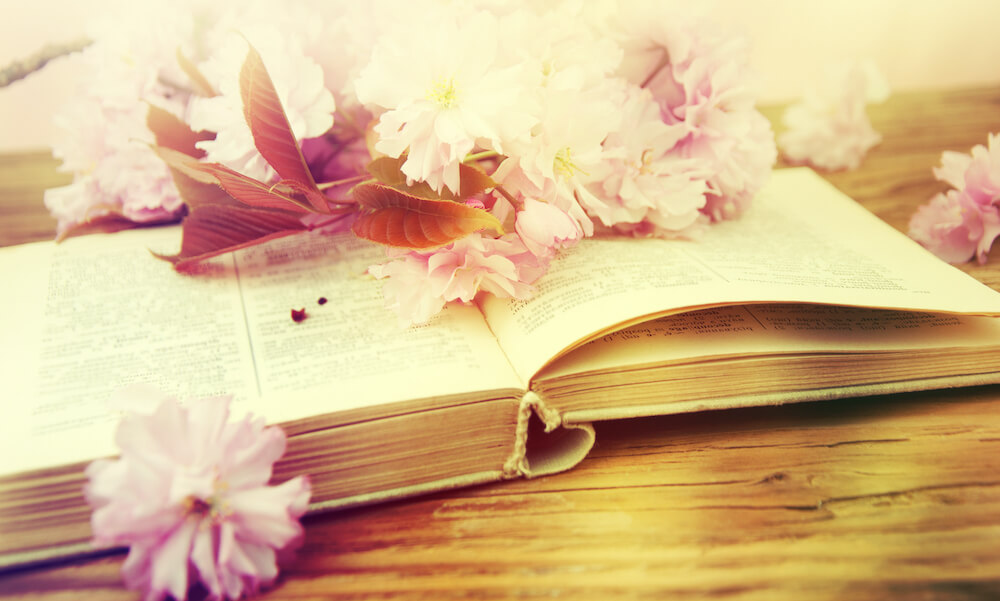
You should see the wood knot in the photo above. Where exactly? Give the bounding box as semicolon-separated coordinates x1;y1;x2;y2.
759;471;790;484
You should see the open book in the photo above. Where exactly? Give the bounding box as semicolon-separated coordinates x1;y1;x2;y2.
4;168;1000;569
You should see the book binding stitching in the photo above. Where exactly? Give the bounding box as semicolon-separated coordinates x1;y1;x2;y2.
501;391;561;479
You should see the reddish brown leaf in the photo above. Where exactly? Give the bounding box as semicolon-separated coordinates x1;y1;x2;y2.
351;183;503;249
168;165;240;211
457;161;497;199
153;146;313;213
365;156;440;199
365;155;497;201
145;105;235;210
156;204;307;271
239;44;328;213
57;213;149;242
147;104;213;158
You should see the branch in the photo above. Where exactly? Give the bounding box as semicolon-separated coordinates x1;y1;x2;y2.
0;38;92;88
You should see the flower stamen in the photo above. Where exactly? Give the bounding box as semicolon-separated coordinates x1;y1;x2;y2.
554;147;587;179
427;77;458;109
183;495;213;517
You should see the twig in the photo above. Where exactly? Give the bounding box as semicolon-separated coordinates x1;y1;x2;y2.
0;38;92;88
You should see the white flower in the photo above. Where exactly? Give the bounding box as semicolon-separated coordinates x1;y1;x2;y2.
354;5;539;195
494;78;624;237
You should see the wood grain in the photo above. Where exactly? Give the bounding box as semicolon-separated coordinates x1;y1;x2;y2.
0;151;63;247
3;87;1000;600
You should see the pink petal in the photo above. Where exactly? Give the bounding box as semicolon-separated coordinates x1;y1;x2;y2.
185;396;232;464
934;151;973;190
148;519;199;601
217;522;276;599
908;192;981;263
115;402;191;468
224;477;310;548
189;526;223;599
219;421;286;490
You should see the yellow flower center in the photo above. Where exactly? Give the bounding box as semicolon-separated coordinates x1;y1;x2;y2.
554;147;587;179
427;77;459;109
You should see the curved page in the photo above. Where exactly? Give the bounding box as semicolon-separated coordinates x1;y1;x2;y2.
481;168;1000;380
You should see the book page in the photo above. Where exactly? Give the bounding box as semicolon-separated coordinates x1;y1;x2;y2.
0;228;257;475
538;304;1000;381
231;232;523;425
0;228;521;477
481;168;1000;380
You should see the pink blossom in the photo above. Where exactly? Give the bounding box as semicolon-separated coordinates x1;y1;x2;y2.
515;198;584;257
585;85;709;235
43;4;195;237
370;233;547;326
908;191;989;264
491;80;624;238
85;392;310;601
610;3;776;221
909;133;1000;263
778;60;889;171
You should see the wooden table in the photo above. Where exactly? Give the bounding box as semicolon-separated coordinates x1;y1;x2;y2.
3;87;1000;600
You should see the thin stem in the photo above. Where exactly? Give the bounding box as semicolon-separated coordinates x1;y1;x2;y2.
0;38;92;88
317;174;367;190
493;184;521;209
334;107;366;137
464;150;500;163
265;183;314;213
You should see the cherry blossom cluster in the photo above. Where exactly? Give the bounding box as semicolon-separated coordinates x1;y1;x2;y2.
45;0;776;326
909;133;1000;264
86;390;310;601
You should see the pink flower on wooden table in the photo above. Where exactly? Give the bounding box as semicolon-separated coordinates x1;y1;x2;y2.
85;391;310;601
909;133;1000;264
778;60;889;172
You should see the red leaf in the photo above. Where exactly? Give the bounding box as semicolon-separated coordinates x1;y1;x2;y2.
147;104;213;158
365;155;497;201
351;183;503;249
457;161;497;199
168;166;240;211
239;43;329;213
156;204;308;271
365;156;440;199
145;106;237;210
153;146;314;213
57;213;152;242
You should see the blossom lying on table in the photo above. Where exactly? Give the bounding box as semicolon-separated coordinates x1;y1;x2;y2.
44;0;776;325
908;133;1000;264
778;60;889;171
85;389;310;601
